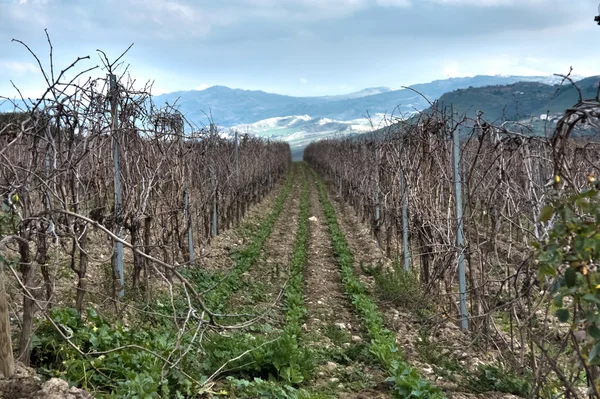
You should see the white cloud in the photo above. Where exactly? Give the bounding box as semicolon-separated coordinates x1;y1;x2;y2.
0;0;598;98
439;55;596;80
375;0;411;7
428;0;545;6
441;60;474;78
0;61;38;75
196;83;211;90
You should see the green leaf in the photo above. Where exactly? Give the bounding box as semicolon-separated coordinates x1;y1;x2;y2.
590;342;600;362
583;293;600;305
588;324;600;340
553;294;564;307
537;263;556;279
87;308;98;320
555;308;570;323
539;204;555;222
565;267;577;288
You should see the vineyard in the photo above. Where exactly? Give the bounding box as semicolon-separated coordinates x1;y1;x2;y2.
1;47;600;399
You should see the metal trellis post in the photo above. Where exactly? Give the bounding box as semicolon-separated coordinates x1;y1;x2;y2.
212;173;218;238
184;187;194;265
110;74;124;298
400;168;411;271
451;106;468;331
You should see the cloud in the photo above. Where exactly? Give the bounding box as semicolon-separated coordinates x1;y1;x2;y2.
0;61;38;75
0;0;598;99
442;61;475;78
196;83;211;91
428;0;544;5
375;0;411;7
440;56;588;80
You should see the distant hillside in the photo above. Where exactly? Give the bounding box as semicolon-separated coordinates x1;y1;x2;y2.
2;75;587;127
318;87;394;102
226;114;383;161
434;76;600;122
150;75;583;127
3;74;595;160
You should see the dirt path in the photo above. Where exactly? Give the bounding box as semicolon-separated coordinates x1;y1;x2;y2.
325;187;467;389
303;177;392;399
225;165;302;321
200;172;290;275
324;181;520;399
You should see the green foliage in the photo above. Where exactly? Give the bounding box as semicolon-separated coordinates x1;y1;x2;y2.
362;259;430;314
277;169;314;384
224;377;332;399
0;111;29;125
143;267;223;326
416;330;532;396
322;323;350;346
201;331;282;378
31;307;203;398
27;167;313;397
190;168;314;388
466;364;532;397
313;172;443;399
536;186;600;370
437;77;600;124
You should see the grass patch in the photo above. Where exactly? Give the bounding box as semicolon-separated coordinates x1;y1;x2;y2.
362;258;430;315
223;376;334;399
322;324;350;346
466;363;532;397
415;329;464;383
415;327;533;397
28;168;298;398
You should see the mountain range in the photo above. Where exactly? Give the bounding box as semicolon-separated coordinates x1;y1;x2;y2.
153;74;581;128
153;74;597;159
2;74;597;160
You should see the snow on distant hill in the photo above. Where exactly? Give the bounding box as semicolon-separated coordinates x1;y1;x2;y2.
222;112;398;160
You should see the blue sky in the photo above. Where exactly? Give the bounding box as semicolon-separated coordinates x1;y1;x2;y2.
0;0;598;98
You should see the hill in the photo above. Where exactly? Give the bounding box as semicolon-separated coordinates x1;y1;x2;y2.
434;76;600;123
151;75;582;127
2;75;588;128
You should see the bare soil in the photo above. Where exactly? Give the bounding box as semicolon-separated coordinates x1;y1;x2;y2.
303;178;392;399
200;178;289;275
226;170;302;321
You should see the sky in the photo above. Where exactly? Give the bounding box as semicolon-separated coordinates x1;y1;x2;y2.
0;0;598;99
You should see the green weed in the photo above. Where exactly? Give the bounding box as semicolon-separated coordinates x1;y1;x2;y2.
277;166;314;384
466;363;532;397
208;168;296;315
313;171;443;399
362;259;430;314
31;307;203;398
323;323;350;346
